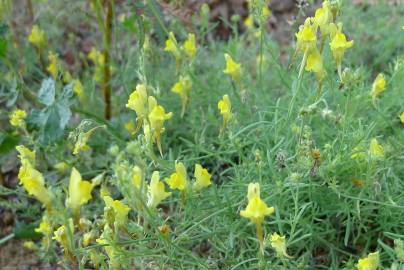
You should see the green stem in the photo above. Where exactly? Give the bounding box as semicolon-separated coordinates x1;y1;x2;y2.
256;222;264;255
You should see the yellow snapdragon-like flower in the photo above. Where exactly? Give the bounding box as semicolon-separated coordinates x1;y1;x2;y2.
369;138;384;158
305;48;326;82
193;164;212;191
35;215;53;237
16;145;36;165
9;109;27;128
103;195;131;227
223;54;242;82
218;94;232;132
17;149;52;208
73;79;86;105
28;25;47;49
295;18;317;53
147;171;171;209
240;192;275;224
269;233;291;258
132;166;143;189
164;32;181;61
126;84;148;121
357;251;379;270
53;219;74;252
313;1;332;37
47;51;59;79
148;96;173;155
329;30;353;77
171;76;192;117
66;167;94;213
166;161;188;191
88;47;105;83
182;33;197;59
370;73;386;100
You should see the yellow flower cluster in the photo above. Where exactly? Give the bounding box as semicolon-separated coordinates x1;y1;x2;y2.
88;47;105;83
47;51;59;79
294;1;353;82
165;161;212;192
164;32;197;64
9;109;27;128
126;84;173;155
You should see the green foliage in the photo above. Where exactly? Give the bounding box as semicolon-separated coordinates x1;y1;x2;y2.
0;0;403;269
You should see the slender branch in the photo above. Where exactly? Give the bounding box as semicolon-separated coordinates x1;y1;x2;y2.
102;0;113;120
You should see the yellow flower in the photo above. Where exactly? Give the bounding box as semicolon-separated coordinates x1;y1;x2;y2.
182;33;197;59
88;47;105;66
28;25;47;49
47;51;59;79
269;233;291;258
73;127;100;155
223;54;241;82
66;167;94;212
18;159;52;208
35;216;53;236
305;48;326;82
218;95;232;130
193;164;212;191
399;112;404;123
103;195;131;227
171;76;192;117
240;183;274;224
88;47;105;83
16;145;36;165
126;84;148;120
164;32;181;61
295;18;317;53
313;1;332;36
148;97;173;155
82;231;94;247
351;146;365;159
124;120;136;134
262;6;270;18
53;219;74;252
357;251;379;270
247;182;260;201
370;73;386;100
23;241;36;250
369;138;384;158
166;161;188;191
9;109;27;128
147;171;171;209
244;15;254;29
73;79;86;105
132;166;143;189
329;30;353;73
54;162;70;173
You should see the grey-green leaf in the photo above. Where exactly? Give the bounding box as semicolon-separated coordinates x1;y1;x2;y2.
38;78;55;106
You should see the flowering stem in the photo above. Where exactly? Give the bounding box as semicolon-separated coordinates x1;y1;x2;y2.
256;222;264;255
